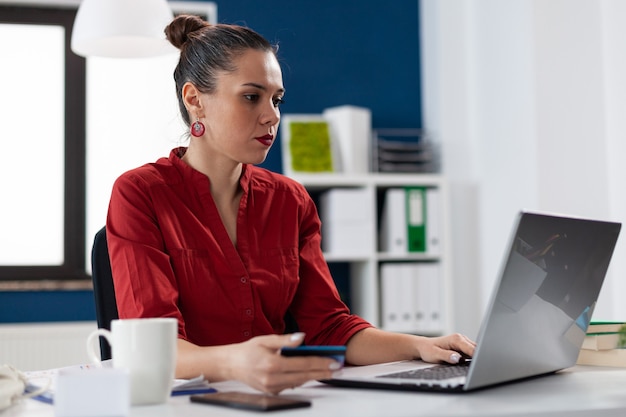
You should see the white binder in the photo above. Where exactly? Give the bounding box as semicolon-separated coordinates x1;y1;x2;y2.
425;188;442;256
415;262;442;334
379;189;406;254
381;262;443;334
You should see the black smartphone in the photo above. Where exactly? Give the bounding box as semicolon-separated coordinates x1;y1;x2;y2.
190;391;311;411
280;345;346;366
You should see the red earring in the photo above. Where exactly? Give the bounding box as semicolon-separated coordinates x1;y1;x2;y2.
191;119;205;137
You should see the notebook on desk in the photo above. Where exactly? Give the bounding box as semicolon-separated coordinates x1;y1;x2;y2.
325;211;621;392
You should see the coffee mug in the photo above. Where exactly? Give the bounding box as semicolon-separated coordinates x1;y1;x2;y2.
86;318;178;406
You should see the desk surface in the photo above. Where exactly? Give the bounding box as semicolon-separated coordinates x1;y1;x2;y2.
7;366;626;417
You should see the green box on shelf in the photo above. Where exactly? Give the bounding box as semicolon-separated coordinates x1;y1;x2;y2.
281;115;336;175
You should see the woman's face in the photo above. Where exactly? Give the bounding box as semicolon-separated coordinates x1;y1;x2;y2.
197;49;284;166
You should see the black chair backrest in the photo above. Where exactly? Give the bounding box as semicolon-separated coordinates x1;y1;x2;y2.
91;226;119;360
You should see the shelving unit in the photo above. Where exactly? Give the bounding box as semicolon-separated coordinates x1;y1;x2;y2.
289;173;453;336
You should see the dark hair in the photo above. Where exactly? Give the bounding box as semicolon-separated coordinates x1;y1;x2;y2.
164;15;277;125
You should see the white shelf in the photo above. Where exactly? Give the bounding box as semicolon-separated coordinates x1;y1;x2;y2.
375;252;441;262
293;173;453;335
290;173;445;188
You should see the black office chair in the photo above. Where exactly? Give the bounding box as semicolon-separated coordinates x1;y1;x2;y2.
91;226;119;360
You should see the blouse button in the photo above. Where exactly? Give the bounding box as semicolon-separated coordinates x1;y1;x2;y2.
243;331;250;337
245;309;252;316
240;277;247;284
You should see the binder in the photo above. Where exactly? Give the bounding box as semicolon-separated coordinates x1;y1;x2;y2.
380;187;438;254
415;263;442;333
399;264;417;331
379;189;407;254
381;263;421;332
425;188;442;256
381;262;442;334
405;187;427;253
412;263;428;332
380;263;407;331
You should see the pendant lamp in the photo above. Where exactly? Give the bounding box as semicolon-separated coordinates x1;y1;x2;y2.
71;0;176;58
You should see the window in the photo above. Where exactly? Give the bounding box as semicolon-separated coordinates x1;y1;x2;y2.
0;5;87;283
0;2;217;287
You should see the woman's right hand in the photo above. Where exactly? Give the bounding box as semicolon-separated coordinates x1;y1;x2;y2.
227;333;341;394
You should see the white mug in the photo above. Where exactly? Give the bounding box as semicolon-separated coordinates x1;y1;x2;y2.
86;318;178;406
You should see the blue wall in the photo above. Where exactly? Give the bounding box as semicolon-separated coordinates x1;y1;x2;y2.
0;291;96;323
1;0;421;323
217;0;422;173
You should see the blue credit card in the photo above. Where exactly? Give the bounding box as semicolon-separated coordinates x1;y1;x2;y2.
280;345;346;365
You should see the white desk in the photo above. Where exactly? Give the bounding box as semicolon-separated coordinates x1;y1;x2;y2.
7;366;626;417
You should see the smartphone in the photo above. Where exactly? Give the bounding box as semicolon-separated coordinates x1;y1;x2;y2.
280;345;346;366
190;391;311;411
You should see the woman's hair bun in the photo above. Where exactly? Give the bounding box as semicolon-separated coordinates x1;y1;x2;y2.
165;14;210;49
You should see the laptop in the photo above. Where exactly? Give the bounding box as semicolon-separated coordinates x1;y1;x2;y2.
325;211;621;392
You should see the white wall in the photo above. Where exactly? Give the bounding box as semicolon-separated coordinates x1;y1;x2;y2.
602;0;626;329
420;0;626;338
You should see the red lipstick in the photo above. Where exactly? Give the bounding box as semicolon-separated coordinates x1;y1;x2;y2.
255;134;273;146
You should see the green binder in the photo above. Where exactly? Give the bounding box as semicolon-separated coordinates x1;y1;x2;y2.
405;186;427;252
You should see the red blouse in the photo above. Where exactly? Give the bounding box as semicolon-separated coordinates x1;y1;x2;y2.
106;148;372;347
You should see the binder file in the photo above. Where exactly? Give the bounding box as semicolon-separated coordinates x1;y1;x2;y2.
380;187;440;254
406;187;427;253
425;188;442;256
380;262;442;334
379;188;407;254
380;263;416;332
415;262;442;334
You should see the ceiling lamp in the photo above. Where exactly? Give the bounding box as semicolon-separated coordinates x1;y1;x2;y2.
71;0;176;58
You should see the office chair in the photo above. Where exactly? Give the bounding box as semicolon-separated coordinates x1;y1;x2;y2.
91;226;119;360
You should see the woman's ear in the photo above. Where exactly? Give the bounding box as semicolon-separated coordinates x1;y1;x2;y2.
182;82;202;115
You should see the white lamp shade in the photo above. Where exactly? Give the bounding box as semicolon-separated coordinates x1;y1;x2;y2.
71;0;176;58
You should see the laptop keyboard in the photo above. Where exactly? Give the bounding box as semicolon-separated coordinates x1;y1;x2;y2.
378;361;470;382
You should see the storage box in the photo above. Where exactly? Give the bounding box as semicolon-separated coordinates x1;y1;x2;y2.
320;188;374;256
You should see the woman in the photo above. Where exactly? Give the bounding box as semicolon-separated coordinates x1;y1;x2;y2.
106;14;475;394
